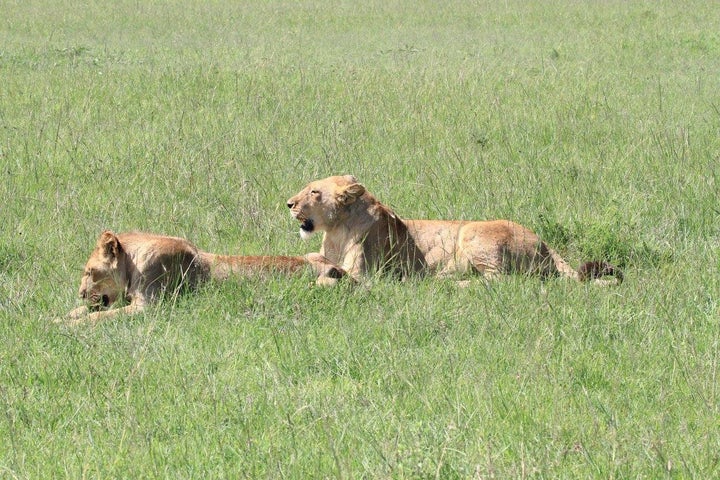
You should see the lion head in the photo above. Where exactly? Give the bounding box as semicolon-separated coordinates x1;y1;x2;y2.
78;231;128;310
286;175;366;239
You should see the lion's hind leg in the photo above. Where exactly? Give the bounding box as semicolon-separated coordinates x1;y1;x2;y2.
438;248;503;281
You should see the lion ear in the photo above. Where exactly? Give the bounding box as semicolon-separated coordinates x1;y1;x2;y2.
337;183;366;205
97;230;122;259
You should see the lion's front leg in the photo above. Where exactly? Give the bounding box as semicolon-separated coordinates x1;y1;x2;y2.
305;253;343;277
340;243;367;283
85;303;145;323
62;300;146;326
67;305;90;319
319;241;366;285
304;253;354;287
59;304;101;324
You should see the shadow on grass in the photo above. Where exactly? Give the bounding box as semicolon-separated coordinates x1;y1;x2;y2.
537;213;673;270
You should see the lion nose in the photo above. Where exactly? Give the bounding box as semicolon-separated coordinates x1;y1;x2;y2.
286;200;295;209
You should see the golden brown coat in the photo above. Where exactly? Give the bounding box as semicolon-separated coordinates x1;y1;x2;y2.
286;175;622;284
65;231;345;324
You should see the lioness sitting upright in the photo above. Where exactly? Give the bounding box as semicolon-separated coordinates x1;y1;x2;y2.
286;175;622;285
65;230;346;324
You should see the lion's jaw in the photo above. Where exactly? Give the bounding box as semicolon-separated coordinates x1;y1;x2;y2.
79;271;123;309
288;208;321;240
299;220;316;240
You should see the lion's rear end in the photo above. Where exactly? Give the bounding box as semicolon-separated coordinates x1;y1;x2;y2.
439;220;551;277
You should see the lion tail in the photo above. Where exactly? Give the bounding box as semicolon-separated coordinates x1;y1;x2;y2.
199;252;348;282
548;248;623;285
199;253;308;281
577;261;624;285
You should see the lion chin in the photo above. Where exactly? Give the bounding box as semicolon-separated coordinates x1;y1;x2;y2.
299;219;315;240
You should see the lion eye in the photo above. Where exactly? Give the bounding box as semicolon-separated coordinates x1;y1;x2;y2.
310;190;320;196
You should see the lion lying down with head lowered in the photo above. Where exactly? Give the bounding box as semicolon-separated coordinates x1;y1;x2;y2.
65;230;346;324
287;175;622;285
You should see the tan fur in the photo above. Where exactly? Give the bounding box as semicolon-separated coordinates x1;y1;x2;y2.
286;175;622;285
65;231;345;324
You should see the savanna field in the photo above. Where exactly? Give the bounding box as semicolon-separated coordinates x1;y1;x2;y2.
1;1;719;477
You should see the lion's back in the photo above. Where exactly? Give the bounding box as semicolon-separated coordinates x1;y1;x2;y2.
119;232;209;290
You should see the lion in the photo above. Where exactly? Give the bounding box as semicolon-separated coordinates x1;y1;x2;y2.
286;175;622;285
64;230;346;324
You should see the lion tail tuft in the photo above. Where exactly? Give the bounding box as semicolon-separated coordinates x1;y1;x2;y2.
577;261;623;285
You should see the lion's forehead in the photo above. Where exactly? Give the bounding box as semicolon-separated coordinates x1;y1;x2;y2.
307;181;333;193
308;175;354;191
84;254;111;270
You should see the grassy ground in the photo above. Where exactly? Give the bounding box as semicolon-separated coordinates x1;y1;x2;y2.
1;0;719;477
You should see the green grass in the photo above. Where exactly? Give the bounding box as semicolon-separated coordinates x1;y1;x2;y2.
2;0;720;477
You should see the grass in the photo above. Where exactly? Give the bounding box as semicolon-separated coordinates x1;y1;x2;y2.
2;0;720;477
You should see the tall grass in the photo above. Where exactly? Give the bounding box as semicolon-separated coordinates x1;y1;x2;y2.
1;0;719;477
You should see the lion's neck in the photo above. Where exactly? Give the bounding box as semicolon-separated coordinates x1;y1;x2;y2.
321;200;377;263
117;251;138;301
320;198;421;275
320;229;355;265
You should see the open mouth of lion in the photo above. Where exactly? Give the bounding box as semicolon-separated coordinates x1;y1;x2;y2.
299;218;314;233
89;294;111;310
86;293;111;311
